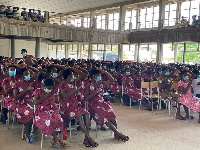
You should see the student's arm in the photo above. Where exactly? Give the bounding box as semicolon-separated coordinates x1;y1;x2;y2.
84;88;102;101
3;83;13;95
99;69;114;87
60;87;76;99
13;86;33;101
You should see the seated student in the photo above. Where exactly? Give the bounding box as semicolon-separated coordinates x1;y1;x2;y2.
84;68;129;142
59;69;98;148
13;64;38;141
159;67;179;103
2;64;18;123
178;69;196;120
33;79;66;148
21;49;34;65
191;69;200;123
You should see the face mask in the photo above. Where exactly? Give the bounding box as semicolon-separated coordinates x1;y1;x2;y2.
21;53;26;57
44;88;52;93
164;71;170;76
197;75;200;79
24;74;31;81
159;71;162;75
110;69;115;72
126;72;131;76
122;68;125;72
71;76;76;83
96;76;101;82
9;71;16;77
183;76;189;81
52;73;58;78
103;66;106;69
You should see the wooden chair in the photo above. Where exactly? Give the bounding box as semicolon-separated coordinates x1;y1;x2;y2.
139;82;150;110
149;81;160;113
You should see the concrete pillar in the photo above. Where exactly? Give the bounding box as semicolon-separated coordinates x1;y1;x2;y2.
11;38;15;57
103;44;107;61
81;17;84;27
176;1;181;26
88;44;92;60
80;44;83;59
35;37;41;58
65;44;69;58
174;43;178;63
93;18;97;29
183;42;186;63
66;16;71;26
90;11;95;28
105;14;109;30
134;44;138;62
157;0;166;63
160;43;164;63
44;11;49;23
118;44;123;61
136;9;140;30
158;0;166;30
137;43;140;62
77;44;79;59
119;6;126;31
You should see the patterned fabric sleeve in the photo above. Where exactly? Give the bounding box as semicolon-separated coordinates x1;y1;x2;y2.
2;78;8;86
32;88;41;97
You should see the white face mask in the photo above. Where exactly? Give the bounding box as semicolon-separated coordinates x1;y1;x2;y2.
44;88;52;93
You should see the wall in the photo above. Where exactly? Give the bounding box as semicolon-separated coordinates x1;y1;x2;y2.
0;39;48;58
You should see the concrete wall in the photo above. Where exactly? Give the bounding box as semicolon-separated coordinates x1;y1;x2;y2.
0;39;48;58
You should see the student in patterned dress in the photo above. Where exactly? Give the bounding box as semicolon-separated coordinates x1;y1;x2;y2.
2;65;18;123
84;68;129;142
13;64;38;141
178;69;196;120
59;68;98;148
33;78;66;148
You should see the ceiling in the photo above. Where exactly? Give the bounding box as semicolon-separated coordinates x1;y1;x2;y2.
1;0;136;15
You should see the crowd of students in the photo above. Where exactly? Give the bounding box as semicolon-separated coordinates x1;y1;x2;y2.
0;49;129;149
1;48;200;149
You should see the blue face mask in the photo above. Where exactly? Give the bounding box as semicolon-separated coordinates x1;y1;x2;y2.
71;76;76;83
52;73;58;78
164;71;170;76
126;72;131;76
44;88;52;93
122;68;125;72
21;53;26;57
9;71;16;77
24;75;31;81
103;66;106;69
110;69;115;72
183;76;189;81
197;75;200;79
159;71;162;75
96;76;101;82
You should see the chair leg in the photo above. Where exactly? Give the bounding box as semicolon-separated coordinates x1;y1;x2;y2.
11;113;15;134
139;99;141;110
189;109;191;122
22;125;24;140
69;121;72;143
129;98;131;108
168;101;171;117
7;111;10;130
41;134;43;148
95;123;98;138
152;99;154;113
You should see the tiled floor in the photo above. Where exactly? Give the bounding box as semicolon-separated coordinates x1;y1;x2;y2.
0;104;200;150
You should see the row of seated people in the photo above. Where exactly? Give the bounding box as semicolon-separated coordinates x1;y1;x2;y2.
0;5;44;22
0;49;129;149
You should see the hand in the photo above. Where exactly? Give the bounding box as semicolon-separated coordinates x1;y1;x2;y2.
27;86;33;91
96;88;102;93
